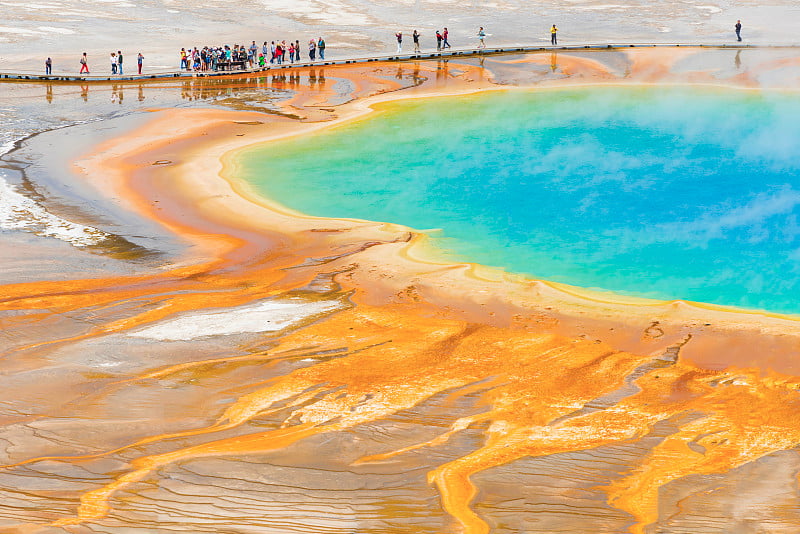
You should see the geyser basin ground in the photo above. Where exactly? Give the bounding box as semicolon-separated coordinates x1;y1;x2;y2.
3;49;800;534
241;86;800;315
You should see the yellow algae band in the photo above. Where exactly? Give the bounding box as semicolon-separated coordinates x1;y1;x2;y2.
231;82;800;318
1;48;800;533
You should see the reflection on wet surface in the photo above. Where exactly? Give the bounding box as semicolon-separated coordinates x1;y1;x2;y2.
1;50;800;533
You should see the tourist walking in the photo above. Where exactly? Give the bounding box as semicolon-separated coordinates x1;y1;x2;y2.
436;30;443;51
396;31;403;53
79;52;89;74
309;39;316;61
318;37;325;60
413;30;420;53
551;24;558;45
117;51;123;75
137;52;143;74
735;20;742;41
477;27;486;49
45;57;52;75
110;52;117;74
180;48;188;69
442;27;451;49
295;40;301;61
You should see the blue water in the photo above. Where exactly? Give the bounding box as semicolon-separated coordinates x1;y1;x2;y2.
239;87;800;314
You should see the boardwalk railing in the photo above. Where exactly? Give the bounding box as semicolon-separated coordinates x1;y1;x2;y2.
0;43;787;83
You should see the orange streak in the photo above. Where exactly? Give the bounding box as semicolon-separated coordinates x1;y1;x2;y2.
3;51;800;533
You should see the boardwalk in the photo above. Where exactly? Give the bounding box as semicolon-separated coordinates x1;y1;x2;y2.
0;43;780;83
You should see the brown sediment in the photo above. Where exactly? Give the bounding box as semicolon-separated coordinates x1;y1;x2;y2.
2;49;800;533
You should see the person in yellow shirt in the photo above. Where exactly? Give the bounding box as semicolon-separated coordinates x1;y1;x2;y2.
551;24;558;45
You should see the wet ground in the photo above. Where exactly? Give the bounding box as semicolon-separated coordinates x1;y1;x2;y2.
1;50;800;534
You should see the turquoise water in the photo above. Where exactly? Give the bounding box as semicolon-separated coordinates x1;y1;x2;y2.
239;87;800;314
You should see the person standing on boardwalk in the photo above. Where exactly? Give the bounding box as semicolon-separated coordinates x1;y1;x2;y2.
110;52;117;74
295;40;301;61
442;27;451;49
249;41;258;67
79;52;89;74
180;48;188;69
412;30;420;53
735;20;742;41
45;57;52;75
318;37;325;60
477;27;486;49
396;32;403;53
551;24;558;45
117;51;123;75
137;52;143;74
436;30;443;51
309;39;316;61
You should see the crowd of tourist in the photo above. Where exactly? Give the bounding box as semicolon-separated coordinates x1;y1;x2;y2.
64;37;328;76
178;38;327;72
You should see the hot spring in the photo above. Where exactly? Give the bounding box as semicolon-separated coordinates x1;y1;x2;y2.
238;86;800;315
